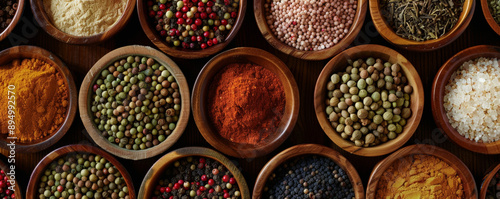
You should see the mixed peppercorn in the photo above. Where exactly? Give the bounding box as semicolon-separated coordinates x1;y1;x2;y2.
147;0;239;49
486;170;500;199
0;0;17;31
0;169;14;199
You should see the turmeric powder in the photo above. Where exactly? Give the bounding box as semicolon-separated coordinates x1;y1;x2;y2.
0;58;69;142
376;154;464;199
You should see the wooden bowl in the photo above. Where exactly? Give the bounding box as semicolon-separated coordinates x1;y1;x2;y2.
79;45;190;160
253;144;365;199
137;0;247;59
314;44;424;157
253;0;367;60
138;147;250;199
482;0;500;36
26;144;136;199
432;45;500;154
0;0;25;42
192;47;299;158
0;157;22;199
480;163;500;198
366;144;477;198
30;0;136;44
369;0;475;51
0;45;77;153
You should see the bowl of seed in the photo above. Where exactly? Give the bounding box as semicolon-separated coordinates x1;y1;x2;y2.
137;0;247;59
482;0;500;36
254;0;367;60
432;45;500;154
369;0;474;51
26;144;135;199
79;45;190;160
138;147;250;199
314;44;424;157
0;0;24;42
480;163;500;198
253;144;364;199
0;157;21;199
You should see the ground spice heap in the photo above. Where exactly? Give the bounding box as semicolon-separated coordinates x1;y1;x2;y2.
0;58;69;142
376;154;464;198
0;0;17;32
207;63;285;145
43;0;127;36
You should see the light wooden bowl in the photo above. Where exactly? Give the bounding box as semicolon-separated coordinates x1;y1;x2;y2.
369;0;475;51
0;158;22;199
254;0;367;60
138;147;250;199
314;44;424;157
480;163;500;198
26;144;136;199
0;0;24;42
192;47;299;158
79;45;190;160
366;144;477;198
30;0;136;44
432;45;500;154
137;0;247;59
0;45;77;153
482;0;500;36
253;144;365;199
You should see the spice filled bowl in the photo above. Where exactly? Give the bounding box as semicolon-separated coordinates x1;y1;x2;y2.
0;0;25;42
314;44;424;157
137;0;246;59
366;144;477;198
432;45;500;154
253;144;364;199
79;45;190;160
480;163;500;198
0;45;77;153
482;0;500;36
30;0;136;44
138;147;250;199
0;157;22;199
192;47;299;158
26;144;136;199
254;0;367;60
369;0;474;51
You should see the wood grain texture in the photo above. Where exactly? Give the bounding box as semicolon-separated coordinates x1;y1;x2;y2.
0;159;22;199
480;163;500;198
25;144;136;199
314;44;424;157
432;45;500;154
0;0;24;42
481;0;500;36
192;47;299;158
366;144;477;199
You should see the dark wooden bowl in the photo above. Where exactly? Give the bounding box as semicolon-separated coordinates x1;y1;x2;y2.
192;47;300;158
253;0;367;60
137;0;247;59
0;0;25;42
314;44;424;156
432;45;500;154
0;158;22;199
253;144;365;199
480;163;500;198
30;0;136;44
369;0;475;51
0;45;77;153
481;0;500;36
79;45;190;160
366;144;477;198
138;147;250;199
26;144;136;199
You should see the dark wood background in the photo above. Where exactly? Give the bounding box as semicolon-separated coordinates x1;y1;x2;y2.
1;0;499;198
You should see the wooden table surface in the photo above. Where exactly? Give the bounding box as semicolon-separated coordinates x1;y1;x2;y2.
1;1;500;198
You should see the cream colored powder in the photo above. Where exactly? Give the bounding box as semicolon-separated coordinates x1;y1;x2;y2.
43;0;127;36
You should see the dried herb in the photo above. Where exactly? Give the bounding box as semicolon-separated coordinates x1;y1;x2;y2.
380;0;464;41
488;0;500;24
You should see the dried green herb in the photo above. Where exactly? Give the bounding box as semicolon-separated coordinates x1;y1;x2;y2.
380;0;464;41
488;0;500;24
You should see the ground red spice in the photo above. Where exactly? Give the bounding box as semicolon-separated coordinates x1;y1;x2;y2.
207;63;285;144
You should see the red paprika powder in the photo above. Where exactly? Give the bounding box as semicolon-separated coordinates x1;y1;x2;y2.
207;63;285;145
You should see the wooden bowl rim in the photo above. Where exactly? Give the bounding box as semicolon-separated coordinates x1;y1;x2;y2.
138;146;250;199
0;0;25;42
369;0;475;51
0;158;22;199
314;44;424;157
0;45;77;153
431;45;500;154
26;144;136;199
481;0;500;36
78;45;190;160
30;0;136;44
366;144;477;199
479;163;500;198
192;47;300;158
253;0;367;60
252;144;365;199
136;0;247;59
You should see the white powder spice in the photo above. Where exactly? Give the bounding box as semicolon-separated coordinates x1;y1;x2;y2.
443;57;500;143
43;0;128;36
